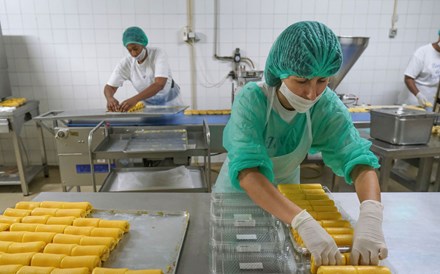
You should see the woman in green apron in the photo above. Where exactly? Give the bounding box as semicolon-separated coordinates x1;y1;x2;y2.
214;21;387;268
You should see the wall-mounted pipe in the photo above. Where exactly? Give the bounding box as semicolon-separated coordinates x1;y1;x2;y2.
186;0;197;109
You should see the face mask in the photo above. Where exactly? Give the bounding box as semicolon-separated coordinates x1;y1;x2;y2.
279;82;324;113
134;48;146;62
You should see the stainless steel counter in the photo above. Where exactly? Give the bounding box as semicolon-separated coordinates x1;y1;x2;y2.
32;192;440;274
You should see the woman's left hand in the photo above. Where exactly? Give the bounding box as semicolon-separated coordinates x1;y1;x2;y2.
119;97;139;112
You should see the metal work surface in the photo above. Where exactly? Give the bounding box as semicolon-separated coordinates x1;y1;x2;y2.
91;209;189;274
32;192;440;274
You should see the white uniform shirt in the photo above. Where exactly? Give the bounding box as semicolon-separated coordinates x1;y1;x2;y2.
400;44;440;105
107;47;175;104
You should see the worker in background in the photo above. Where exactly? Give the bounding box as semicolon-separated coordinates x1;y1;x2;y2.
397;30;440;107
104;26;184;112
214;21;388;267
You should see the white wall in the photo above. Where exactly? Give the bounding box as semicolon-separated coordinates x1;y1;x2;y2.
0;0;439;165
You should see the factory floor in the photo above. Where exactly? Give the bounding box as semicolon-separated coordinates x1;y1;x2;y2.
0;162;424;210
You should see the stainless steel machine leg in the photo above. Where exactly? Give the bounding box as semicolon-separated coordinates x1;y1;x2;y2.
379;157;393;192
36;121;49;177
11;131;29;195
416;157;433;192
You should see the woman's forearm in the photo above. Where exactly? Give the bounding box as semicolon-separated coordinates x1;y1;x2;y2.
352;165;381;202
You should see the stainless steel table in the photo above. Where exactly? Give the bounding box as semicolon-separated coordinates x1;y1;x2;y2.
32;192;440;274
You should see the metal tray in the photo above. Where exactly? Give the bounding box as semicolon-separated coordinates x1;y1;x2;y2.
91;209;189;274
124;129;188;152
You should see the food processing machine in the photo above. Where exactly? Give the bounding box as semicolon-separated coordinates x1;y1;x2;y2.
35;106;229;193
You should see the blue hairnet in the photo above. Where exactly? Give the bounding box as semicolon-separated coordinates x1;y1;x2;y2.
264;21;343;87
123;26;148;47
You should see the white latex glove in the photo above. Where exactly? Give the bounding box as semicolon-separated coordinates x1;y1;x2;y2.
416;92;429;106
291;210;342;267
351;200;388;265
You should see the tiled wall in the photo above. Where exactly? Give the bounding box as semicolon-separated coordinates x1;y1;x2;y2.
0;0;439;165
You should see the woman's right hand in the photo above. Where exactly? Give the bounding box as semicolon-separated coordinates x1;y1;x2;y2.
291;210;343;267
106;97;120;112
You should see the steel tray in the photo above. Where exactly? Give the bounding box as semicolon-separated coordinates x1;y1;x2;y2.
91;209;189;274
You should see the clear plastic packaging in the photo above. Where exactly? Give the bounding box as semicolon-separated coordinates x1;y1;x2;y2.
211;205;271;220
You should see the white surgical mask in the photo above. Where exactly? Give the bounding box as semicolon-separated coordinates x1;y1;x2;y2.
279;82;324;113
134;48;146;62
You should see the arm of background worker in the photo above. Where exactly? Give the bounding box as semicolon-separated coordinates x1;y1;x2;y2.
104;85;120;111
351;165;381;202
404;75;420;97
239;168;303;224
119;77;167;111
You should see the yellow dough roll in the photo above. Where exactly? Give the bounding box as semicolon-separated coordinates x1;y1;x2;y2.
300;188;326;194
90;227;124;239
55;209;86;218
126;270;164;274
319;220;352;228
309;211;342;221
53;234;83;245
98;220;130;232
80;236;116;250
0;231;25;242
64;226;93;236
71;245;109;261
22;232;56;244
35;224;67;234
283;194;307;200
305;194;330;200
311;253;350;273
39;201;64;209
43;243;76;255
46;217;75;226
17;266;55;274
7;241;46;253
73;218;100;227
325;227;354;235
317;266;391;274
312;205;338;212
31;208;58;217
31;253;66;267
60;202;93;212
50;267;90;274
10;223;38;232
0;223;10;231
331;234;353;247
92;268;128;274
300;183;323;189
309;200;335;206
355;266;392;274
0;215;23;224
22;216;50;224
0;264;23;274
0;240;13;251
60;255;101;271
3;208;32;217
0;252;35;265
15;201;41;210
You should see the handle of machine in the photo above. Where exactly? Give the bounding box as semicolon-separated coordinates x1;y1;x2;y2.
88;120;106;192
34;110;64;120
202;119;212;192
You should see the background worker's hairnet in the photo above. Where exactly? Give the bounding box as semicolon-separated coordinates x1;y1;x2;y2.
264;21;343;87
122;26;149;47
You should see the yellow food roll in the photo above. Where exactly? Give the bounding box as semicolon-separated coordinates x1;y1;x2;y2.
325;227;354;235
7;241;46;253
0;264;22;274
355;266;392;274
60;255;101;271
31;253;66;267
3;208;32;217
309;200;335;206
317;266;391;274
331;234;353;247
126;270;164;274
312;205;338;212
0;223;10;231
92;268;129;274
71;245;110;261
64;226;93;236
0;231;25;242
39;201;64;209
15;201;41;210
309;211;342;221
127;101;145;112
283;194;307;200
22;215;50;224
31;208;58;216
50;267;90;274
0;252;35;265
59;202;92;212
300;183;323;189
46;217;75;225
0;215;23;224
320;220;352;228
90;227;124;239
305;194;330;200
98;219;130;232
10;223;38;232
22;232;56;244
0;97;27;107
0;240;13;251
311;253;350;273
53;234;83;245
73;218;100;227
43;243;76;255
35;224;67;234
17;266;55;274
299;205;314;211
80;236;116;250
299;188;326;194
55;209;86;218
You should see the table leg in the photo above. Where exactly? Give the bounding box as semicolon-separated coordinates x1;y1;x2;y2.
11;131;29;196
379;157;393;192
416;157;433;192
36;121;49;177
434;160;440;192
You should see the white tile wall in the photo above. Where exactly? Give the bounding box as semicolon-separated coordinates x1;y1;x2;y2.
0;0;439;165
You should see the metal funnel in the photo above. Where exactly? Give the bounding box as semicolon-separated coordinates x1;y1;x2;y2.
328;36;369;91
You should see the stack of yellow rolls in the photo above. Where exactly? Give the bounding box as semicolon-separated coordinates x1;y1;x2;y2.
0;97;27;107
184;109;231;115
